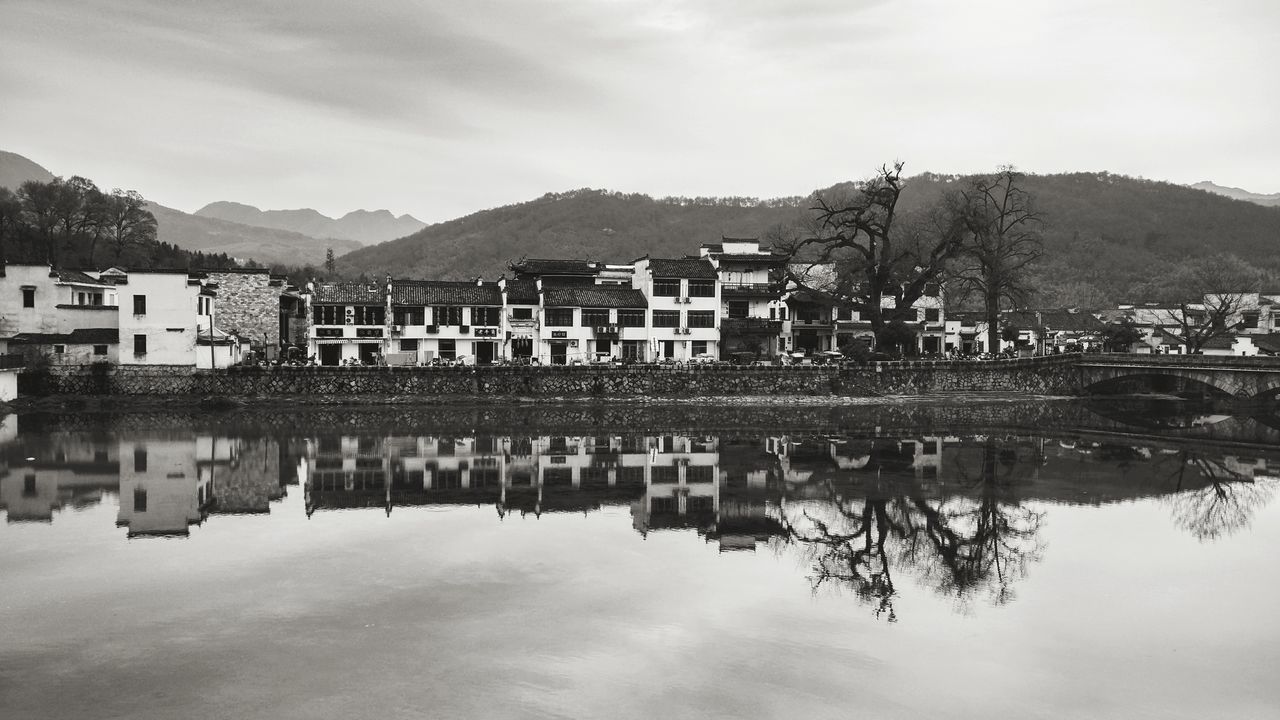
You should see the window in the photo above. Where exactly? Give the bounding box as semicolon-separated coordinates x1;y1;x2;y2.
134;447;148;472
93;344;108;356
545;308;574;326
652;310;680;328
511;307;533;320
618;309;645;327
393;308;424;326
651;466;679;483
582;308;610;326
432;306;464;326
438;339;456;360
198;296;211;316
400;339;419;352
692;340;708;356
133;334;147;356
21;287;35;308
23;474;36;497
353;306;384;325
133;295;146;315
1242;312;1259;329
687;279;715;297
53;344;65;354
687;311;715;328
314;306;341;325
924;308;941;322
727;301;749;319
686;465;715;483
133;487;147;512
621;340;645;360
471;307;500;327
652;279;680;297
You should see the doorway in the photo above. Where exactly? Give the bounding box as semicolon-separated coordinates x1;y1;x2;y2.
359;343;380;365
475;341;496;365
662;340;675;360
550;342;568;365
319;344;341;366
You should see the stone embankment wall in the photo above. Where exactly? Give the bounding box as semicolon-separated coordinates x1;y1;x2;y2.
20;355;1083;399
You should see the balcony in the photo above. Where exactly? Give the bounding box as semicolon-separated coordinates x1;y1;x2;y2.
721;317;784;334
721;282;780;297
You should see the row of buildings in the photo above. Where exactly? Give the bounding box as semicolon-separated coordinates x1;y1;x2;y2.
305;238;946;365
2;237;1278;368
0;263;305;367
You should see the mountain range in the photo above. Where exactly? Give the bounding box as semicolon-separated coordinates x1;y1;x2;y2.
195;201;425;245
1188;181;1280;207
336;173;1280;308
0;151;387;266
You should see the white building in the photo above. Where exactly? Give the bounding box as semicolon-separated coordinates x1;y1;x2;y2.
699;238;788;359
98;268;236;367
632;257;720;361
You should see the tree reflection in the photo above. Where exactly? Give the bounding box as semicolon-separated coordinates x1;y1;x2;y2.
782;437;1045;619
1161;451;1278;541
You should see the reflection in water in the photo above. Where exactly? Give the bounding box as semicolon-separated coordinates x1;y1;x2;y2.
1;407;1277;616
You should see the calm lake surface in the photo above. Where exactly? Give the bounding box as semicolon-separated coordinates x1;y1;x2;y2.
2;399;1278;720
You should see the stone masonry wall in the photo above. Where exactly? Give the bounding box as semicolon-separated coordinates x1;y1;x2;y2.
21;355;1084;398
204;270;280;351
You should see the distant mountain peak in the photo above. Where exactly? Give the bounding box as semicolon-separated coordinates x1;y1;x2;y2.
195;202;425;245
1188;181;1280;207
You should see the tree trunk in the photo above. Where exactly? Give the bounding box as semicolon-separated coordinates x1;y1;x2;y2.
985;289;1000;355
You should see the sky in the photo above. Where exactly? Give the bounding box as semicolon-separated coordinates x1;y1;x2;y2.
2;0;1277;223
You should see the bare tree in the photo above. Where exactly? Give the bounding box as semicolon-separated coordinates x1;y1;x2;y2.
775;163;966;345
1157;255;1267;353
103;189;158;263
950;168;1044;354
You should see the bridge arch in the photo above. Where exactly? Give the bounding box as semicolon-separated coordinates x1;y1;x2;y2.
1082;372;1238;399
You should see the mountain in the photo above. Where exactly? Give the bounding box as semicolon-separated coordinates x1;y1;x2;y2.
0;150;55;189
1188;181;1280;207
338;174;1280;308
144;203;361;266
0;150;359;266
195;201;425;245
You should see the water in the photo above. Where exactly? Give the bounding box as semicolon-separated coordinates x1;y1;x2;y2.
1;399;1278;720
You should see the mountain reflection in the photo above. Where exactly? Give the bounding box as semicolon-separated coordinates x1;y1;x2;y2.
2;410;1278;615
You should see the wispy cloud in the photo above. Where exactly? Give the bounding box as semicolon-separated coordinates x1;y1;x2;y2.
1;0;1276;221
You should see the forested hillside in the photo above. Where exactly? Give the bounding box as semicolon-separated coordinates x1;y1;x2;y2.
339;173;1280;307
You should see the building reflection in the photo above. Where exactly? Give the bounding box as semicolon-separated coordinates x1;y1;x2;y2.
0;429;291;537
1;422;1276;569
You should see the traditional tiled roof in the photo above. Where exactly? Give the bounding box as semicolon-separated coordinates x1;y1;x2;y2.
56;269;110;285
1200;335;1235;350
1004;309;1104;332
504;279;540;304
648;258;717;279
69;328;120;344
312;282;385;304
393;280;502;306
10;328;118;344
543;286;648;308
715;252;788;264
510;259;599;276
1251;333;1280;354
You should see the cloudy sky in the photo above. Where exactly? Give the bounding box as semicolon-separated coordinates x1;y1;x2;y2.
2;0;1276;222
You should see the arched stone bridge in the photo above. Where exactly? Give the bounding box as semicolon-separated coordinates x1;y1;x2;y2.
1076;354;1280;400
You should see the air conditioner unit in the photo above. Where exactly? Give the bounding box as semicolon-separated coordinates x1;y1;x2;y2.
426;325;439;334
390;324;403;334
344;318;354;325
